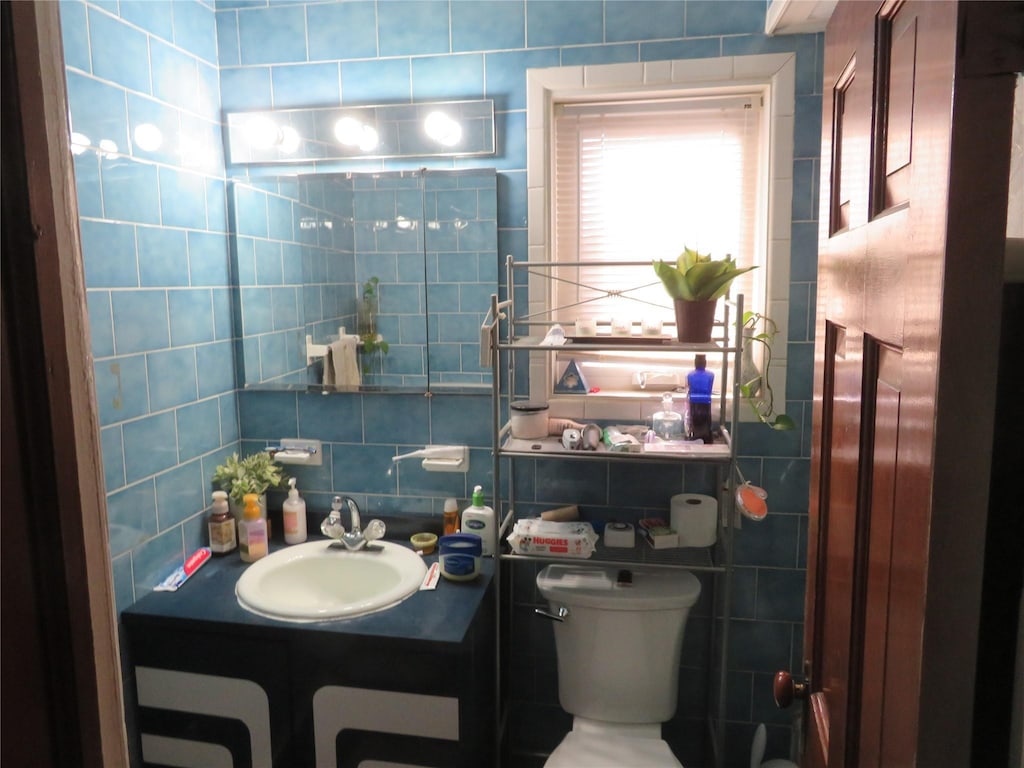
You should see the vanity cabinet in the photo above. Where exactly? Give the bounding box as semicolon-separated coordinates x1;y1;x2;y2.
482;257;745;767
122;552;495;768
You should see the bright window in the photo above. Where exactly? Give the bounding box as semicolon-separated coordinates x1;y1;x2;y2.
525;56;795;422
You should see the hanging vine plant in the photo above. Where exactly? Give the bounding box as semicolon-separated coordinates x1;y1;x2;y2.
740;310;795;431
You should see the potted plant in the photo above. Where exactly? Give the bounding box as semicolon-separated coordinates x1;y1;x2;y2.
653;247;756;342
739;310;795;431
357;277;389;376
212;452;286;520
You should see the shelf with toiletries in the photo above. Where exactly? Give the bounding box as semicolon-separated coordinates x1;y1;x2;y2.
482;256;744;768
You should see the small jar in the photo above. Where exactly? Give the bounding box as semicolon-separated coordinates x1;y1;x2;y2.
510;401;549;439
208;490;237;555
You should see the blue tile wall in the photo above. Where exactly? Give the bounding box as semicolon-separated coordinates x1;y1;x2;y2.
64;2;822;766
63;0;238;615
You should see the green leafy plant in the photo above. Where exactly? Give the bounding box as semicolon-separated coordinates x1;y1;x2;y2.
739;310;795;431
358;277;389;374
653;247;757;302
212;452;286;505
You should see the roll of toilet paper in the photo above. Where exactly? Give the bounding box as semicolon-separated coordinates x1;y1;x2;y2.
670;494;718;547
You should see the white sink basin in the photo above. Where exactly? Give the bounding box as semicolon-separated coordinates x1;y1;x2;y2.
235;540;427;622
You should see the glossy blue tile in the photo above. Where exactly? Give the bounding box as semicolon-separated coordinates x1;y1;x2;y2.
497;170;526;228
363;394;430;445
73;153;103;219
173;0;218;64
238;4;307;64
605;1;683;41
87;290;116;358
219;66;273;112
608;462;685;508
196;341;237;397
307;1;377;60
206;178;228;233
258;332;288;378
255;239;284;285
787;282;811;343
271;63;341;109
560;44;638;67
107;479;158;557
65;72;129;159
215;8;241;66
685;0;764;36
535;459;608;505
727;618;792;673
176;398;223;462
132;527;185;599
123;412;179;483
120;0;173;40
412;55;485;101
526;1;602;47
789;221;818;282
148;347;199;410
272;287;299;329
784;342;814;403
238;389;298;439
126;95;179;167
377;0;449;57
88;8;151;94
484;49;560;112
452;1;524;52
213;288;235;341
755;568;806;622
240;287;274;334
794;94;823;159
137;226;190;287
340;59;411;104
332;443;398;495
100;425;126;493
187;231;231;286
59;1;91;72
168;290;215;347
486;110;522;171
101;157;161;225
219;392;240;443
156;460;205;530
151;38;200;113
95;355;150;426
112;290;169;354
158;168;208;230
640;36;721;61
734;512;800;568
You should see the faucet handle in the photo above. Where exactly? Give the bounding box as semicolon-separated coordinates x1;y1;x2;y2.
320;513;346;540
363;519;386;541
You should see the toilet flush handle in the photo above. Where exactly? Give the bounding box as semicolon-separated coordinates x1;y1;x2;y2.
535;606;570;622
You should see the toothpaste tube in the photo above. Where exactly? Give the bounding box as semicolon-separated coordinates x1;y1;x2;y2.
155;547;211;592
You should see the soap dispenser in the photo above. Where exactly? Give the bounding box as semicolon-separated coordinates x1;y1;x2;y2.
239;493;268;563
461;485;496;556
282;477;307;544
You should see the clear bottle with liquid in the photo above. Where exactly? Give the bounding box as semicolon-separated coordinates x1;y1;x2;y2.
652;392;684;440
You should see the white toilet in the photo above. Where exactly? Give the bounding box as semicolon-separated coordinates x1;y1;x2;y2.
536;563;702;767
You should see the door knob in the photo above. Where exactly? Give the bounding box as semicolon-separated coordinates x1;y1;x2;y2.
773;670;809;708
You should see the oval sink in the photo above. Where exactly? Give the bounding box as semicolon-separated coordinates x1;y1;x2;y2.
235;540;427;622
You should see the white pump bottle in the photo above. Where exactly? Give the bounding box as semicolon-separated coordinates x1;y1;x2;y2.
283;477;307;544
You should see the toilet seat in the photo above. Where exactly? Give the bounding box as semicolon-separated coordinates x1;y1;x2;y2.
544;731;683;767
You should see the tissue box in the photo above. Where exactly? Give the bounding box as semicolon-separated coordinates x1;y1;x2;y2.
638;518;679;549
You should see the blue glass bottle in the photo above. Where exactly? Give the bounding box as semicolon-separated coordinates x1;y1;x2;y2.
687;354;714;443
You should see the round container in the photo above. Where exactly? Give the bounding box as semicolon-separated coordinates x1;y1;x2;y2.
510;401;550;439
410;532;438;554
439;533;481;581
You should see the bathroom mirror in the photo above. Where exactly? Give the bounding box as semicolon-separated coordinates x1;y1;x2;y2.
229;168;496;393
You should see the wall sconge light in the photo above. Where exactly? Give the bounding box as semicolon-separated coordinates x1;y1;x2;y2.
424;110;462;147
133;123;163;152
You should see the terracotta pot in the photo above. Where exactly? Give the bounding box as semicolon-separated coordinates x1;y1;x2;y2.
673;299;717;343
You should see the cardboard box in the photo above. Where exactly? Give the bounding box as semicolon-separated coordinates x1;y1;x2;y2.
638;517;679;549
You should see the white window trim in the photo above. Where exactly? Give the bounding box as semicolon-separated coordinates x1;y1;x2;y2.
526;54;795;425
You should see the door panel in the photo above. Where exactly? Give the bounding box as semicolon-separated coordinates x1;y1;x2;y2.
795;2;1020;766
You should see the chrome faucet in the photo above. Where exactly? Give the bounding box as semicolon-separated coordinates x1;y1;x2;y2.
320;495;385;551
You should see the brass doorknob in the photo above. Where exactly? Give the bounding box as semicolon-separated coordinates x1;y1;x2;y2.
773;670;809;708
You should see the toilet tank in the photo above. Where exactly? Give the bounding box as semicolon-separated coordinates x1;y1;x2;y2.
537;564;701;724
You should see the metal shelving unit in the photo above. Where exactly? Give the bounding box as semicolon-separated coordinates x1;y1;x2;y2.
482;256;743;768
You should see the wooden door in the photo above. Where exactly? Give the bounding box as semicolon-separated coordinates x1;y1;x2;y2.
775;2;1023;766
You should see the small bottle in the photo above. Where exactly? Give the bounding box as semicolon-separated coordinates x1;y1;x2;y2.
443;497;460;536
461;485;496;556
687;354;715;443
282;477;307;545
652;392;684;440
208;490;237;555
239;492;268;563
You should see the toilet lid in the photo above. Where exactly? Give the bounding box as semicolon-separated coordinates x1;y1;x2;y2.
545;731;683;767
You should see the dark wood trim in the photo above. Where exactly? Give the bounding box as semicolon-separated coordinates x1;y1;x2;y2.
2;2;128;765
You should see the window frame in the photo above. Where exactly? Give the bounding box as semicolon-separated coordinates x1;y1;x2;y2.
525;54;796;424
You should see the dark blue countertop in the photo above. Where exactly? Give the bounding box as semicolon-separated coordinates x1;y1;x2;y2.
123;538;495;646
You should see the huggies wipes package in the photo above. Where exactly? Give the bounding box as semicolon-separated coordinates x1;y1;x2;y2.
507;519;598;558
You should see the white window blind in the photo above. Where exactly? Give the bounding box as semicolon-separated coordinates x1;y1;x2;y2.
550;95;765;330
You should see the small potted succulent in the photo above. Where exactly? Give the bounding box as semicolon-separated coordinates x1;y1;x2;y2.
653;247;756;342
212;452;286;520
